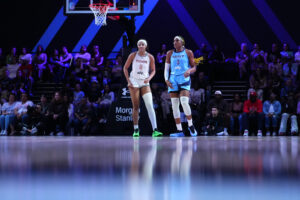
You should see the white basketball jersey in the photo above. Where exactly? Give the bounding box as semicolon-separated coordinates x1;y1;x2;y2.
130;52;150;79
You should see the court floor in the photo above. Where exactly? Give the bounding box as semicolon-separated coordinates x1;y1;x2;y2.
0;136;300;200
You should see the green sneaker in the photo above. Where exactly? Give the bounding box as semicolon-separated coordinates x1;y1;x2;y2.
152;130;163;137
133;129;139;137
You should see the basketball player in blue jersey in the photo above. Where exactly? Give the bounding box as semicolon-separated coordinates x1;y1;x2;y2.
164;36;197;137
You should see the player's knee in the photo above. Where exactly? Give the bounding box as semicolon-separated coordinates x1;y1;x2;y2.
180;96;191;115
171;98;180;118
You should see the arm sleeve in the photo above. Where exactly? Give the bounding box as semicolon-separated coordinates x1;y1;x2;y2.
164;63;170;81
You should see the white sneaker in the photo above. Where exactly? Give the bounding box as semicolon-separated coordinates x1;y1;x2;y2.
257;130;262;137
31;127;38;135
243;130;249;136
216;131;224;136
266;131;271;136
0;130;4;135
56;132;64;136
223;130;229;136
272;131;277;136
2;130;7;136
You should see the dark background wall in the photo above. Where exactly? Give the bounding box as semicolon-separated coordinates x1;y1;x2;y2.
1;0;299;57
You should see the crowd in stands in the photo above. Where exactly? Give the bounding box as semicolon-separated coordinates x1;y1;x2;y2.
0;42;299;136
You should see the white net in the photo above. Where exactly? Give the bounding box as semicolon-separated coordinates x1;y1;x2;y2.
89;3;110;26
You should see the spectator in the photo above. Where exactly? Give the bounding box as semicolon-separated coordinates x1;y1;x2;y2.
195;43;209;63
73;96;91;135
0;93;17;136
48;91;68;136
295;46;300;63
74;45;91;78
99;84;115;123
250;43;266;71
64;94;75;136
249;68;267;90
202;106;225;136
19;47;32;65
229;93;244;135
17;55;34;95
33;45;47;80
111;55;123;83
91;45;104;68
268;58;282;77
156;44;167;68
280;43;293;64
263;92;281;136
236;43;249;79
242;91;263;136
0;48;6;76
14;92;34;134
87;77;101;103
73;83;85;105
279;92;298;135
266;43;281;64
48;49;60;81
280;78;295;98
57;46;73;81
208;44;225;64
207;90;229;135
247;80;264;101
6;47;19;79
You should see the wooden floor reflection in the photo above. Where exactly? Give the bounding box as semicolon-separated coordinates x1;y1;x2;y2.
0;136;300;199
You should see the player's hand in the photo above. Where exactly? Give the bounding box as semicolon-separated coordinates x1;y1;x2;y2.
127;81;133;88
144;78;150;84
165;80;173;89
184;70;190;78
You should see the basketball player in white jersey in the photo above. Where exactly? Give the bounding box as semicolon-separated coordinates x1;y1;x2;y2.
123;39;163;137
164;36;198;137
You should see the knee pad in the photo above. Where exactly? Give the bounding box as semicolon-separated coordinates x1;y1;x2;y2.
171;98;180;119
180;96;191;116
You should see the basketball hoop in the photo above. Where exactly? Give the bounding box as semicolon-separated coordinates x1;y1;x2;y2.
89;3;111;26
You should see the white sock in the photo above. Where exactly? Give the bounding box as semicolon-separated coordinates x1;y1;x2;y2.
134;125;139;130
176;123;183;131
187;119;193;127
142;92;157;130
224;128;227;132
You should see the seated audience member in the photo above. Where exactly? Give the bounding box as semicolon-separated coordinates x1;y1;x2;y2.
247;80;264;101
249;68;267;90
64;94;75;136
74;45;91;78
280;78;295;98
242;91;263;136
207;90;229;135
19;47;32;65
111;55;123;83
280;43;294;64
14;92;34;134
156;44;167;69
279;92;298;135
33;45;48;80
6;47;19;79
203;106;225;136
87;77;102;103
229;93;244;135
48;92;68;136
89;45;104;76
295;46;300;63
266;43;281;64
268;58;283;77
208;44;225;64
73;96;91;135
263;92;281;136
99;84;115;123
235;43;249;79
250;43;266;71
57;46;73;81
73;83;85;105
0;93;17;136
17;56;33;94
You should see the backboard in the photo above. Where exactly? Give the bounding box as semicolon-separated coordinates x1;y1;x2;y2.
64;0;143;15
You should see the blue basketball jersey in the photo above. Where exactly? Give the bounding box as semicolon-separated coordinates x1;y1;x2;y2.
170;49;190;75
